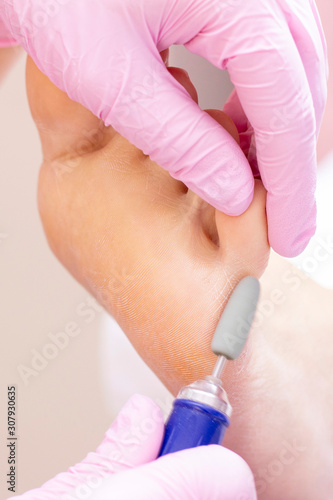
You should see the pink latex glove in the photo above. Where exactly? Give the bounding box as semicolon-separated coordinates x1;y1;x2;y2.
9;394;256;499
0;11;16;46
1;0;328;257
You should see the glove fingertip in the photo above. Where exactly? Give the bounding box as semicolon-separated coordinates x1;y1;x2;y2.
270;227;316;258
220;185;254;216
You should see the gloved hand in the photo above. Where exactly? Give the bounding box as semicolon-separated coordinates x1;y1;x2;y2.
9;394;256;499
1;0;327;257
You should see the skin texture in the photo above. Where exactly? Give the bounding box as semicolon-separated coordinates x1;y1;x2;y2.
26;55;333;499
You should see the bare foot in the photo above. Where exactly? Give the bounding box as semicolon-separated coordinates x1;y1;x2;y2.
26;56;332;499
28;55;269;389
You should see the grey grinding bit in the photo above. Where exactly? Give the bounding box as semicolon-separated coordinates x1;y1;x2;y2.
211;276;260;360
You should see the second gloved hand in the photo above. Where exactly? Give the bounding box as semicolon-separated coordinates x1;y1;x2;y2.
1;0;327;256
9;394;257;500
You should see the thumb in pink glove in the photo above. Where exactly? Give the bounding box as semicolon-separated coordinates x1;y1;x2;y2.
9;394;256;500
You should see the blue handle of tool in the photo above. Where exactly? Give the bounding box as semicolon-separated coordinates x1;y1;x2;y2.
158;399;230;457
